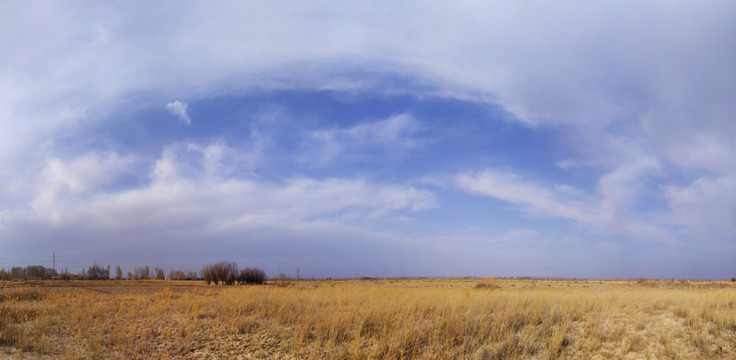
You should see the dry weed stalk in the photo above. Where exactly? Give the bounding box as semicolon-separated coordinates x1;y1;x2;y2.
0;279;733;359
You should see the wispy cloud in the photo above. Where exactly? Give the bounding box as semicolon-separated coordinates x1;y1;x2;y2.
662;175;735;241
455;170;602;225
303;113;421;165
166;101;191;125
453;160;680;245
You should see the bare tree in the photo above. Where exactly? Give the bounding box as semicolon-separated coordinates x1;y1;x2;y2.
86;262;110;280
202;262;244;285
239;268;266;285
155;267;165;280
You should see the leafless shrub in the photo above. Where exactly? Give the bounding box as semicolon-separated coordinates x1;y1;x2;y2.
202;262;241;285
273;272;292;287
239;268;266;285
202;265;215;285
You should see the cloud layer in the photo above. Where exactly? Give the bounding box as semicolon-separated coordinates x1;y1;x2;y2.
0;2;733;278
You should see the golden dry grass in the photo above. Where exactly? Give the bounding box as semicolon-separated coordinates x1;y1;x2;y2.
0;278;734;359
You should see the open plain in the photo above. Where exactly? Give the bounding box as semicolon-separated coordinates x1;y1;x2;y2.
0;278;734;359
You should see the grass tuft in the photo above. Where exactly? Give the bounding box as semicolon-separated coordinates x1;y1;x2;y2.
474;281;500;290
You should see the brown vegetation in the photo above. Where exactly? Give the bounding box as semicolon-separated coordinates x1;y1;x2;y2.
0;278;734;359
201;262;266;285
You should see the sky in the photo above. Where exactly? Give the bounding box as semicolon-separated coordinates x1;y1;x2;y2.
0;1;734;279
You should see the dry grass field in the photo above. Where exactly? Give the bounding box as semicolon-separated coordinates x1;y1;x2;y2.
0;278;734;359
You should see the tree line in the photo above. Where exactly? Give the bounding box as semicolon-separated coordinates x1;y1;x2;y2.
0;265;57;280
0;261;267;285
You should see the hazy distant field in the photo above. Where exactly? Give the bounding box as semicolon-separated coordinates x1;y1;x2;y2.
1;279;734;359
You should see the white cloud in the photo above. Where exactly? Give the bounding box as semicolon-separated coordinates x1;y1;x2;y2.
12;142;435;236
455;170;602;225
44;152;136;194
597;157;660;221
343;113;420;146
454;164;683;245
659;131;735;176
303;113;421;165
30;152;137;221
165;100;191;125
663;175;735;241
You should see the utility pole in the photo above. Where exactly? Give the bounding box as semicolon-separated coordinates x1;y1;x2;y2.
53;253;55;273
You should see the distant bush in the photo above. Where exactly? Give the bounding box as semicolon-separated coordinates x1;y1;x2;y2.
202;262;239;285
273;272;292;287
166;269;198;280
202;263;265;285
731;277;735;282
60;268;73;280
155;267;165;280
168;270;185;280
202;264;215;285
221;262;239;285
239;268;266;285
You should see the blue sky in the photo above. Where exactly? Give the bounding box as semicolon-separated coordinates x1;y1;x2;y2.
0;1;734;279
